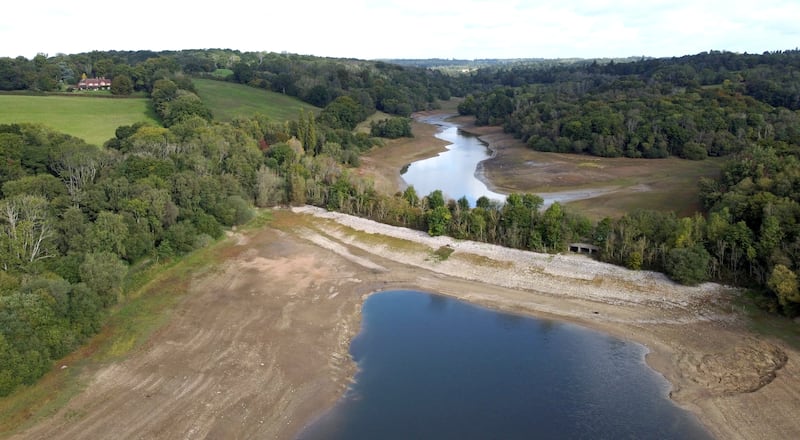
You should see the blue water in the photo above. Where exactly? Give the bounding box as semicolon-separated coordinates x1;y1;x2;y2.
401;116;506;207
297;290;710;440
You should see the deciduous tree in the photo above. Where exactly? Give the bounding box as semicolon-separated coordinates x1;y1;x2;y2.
111;74;133;95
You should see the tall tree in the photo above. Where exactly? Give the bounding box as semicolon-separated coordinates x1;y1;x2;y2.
0;195;55;270
79;252;128;307
111;74;133;95
51;140;109;203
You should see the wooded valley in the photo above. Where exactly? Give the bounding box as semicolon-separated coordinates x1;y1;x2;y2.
1;48;800;396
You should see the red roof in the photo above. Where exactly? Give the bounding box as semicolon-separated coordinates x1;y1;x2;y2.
78;77;111;87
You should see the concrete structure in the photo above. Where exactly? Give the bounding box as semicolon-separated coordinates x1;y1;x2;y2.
569;242;599;254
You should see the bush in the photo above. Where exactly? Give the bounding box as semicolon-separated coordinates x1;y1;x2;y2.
681;142;708;160
665;244;710;285
370;118;412;138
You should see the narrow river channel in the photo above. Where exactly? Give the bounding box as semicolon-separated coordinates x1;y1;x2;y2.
402;114;617;208
400;114;505;207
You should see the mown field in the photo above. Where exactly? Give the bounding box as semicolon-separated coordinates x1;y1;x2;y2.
0;95;158;146
193;78;319;122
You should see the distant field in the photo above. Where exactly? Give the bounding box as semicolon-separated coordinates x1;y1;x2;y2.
0;95;158;146
211;68;234;78
193;78;319;122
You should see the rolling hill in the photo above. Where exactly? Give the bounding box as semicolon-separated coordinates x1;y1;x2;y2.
193;78;319;122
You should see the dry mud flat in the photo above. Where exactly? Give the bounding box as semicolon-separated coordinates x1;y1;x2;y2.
10;208;800;440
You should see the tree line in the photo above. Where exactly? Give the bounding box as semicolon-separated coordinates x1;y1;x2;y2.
0;105;597;395
458;50;800;160
3;48;800;397
0;49;467;117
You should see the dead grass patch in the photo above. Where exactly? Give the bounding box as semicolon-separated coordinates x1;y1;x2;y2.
428;245;455;262
478;132;723;218
338;225;430;254
453;252;515;269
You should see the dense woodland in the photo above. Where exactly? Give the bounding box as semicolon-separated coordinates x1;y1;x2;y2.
458;50;800;159
1;48;800;396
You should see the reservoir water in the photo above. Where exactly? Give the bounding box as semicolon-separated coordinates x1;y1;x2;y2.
297;290;711;440
401;115;620;209
401;115;506;207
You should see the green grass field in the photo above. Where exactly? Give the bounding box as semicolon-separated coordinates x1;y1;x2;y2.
193;78;319;122
0;95;158;146
211;68;234;78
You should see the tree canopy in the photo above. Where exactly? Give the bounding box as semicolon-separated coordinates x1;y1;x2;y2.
3;48;800;398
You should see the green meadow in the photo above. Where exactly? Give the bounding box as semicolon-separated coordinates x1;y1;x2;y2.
193;78;319;122
0;95;158;146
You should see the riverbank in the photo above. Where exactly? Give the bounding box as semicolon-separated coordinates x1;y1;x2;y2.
358;111;452;195
450;114;723;218
361;111;716;217
7;208;798;440
291;207;799;440
362;109;617;203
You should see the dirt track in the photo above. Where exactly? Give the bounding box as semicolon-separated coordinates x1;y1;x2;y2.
8;208;800;440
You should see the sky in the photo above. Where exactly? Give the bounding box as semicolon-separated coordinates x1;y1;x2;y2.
2;0;798;60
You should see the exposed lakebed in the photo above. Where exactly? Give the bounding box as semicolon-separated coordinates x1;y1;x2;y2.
298;290;710;440
400;114;618;208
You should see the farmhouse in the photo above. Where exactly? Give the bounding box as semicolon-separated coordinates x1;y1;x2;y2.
78;77;111;90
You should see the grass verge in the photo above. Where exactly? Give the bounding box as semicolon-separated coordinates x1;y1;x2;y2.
453;252;514;270
429;245;454;262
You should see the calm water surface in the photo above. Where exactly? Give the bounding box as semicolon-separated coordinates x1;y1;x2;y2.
297;290;711;440
402;115;617;208
401;115;506;207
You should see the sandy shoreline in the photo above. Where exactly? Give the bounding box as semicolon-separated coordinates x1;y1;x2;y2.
8;207;798;440
289;206;799;440
6;112;798;440
368;111;628;208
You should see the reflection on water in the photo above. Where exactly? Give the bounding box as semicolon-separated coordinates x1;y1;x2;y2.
403;115;620;209
297;291;711;440
401;116;505;207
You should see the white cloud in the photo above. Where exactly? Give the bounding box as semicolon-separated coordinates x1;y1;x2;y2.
1;0;797;59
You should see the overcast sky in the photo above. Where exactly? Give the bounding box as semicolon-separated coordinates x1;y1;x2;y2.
2;0;798;60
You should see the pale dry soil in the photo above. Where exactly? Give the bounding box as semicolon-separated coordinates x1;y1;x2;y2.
9;207;800;440
358;114;451;195
361;111;722;219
